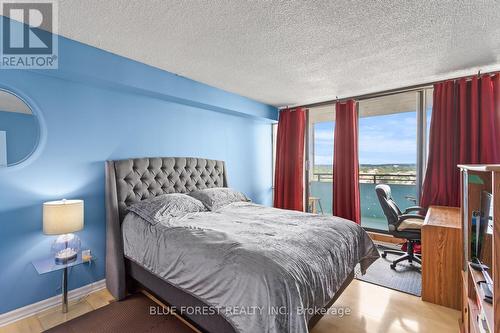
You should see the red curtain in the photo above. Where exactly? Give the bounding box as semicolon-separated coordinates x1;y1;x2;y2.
333;100;361;223
421;74;500;208
421;81;460;207
476;75;500;163
274;108;306;211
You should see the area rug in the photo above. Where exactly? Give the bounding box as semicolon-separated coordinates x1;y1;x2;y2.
355;244;422;296
46;293;195;333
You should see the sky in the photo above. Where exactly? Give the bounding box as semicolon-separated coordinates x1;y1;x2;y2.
313;110;432;165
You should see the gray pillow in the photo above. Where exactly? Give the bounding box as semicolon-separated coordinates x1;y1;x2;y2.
189;188;250;211
127;193;206;225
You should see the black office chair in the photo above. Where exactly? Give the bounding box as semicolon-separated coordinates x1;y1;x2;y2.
375;184;424;269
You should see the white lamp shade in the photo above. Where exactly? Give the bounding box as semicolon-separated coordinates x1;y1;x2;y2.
43;199;84;235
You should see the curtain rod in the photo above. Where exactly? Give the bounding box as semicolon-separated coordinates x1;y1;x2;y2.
284;70;499;110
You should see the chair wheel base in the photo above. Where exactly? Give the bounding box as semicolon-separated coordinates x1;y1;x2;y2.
381;253;387;258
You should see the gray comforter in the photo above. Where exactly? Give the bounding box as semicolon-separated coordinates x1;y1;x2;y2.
122;202;379;333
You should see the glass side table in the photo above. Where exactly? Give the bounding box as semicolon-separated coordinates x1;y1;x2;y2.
32;252;94;313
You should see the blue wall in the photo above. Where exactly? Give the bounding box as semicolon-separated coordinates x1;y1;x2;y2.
0;18;277;314
0;110;39;165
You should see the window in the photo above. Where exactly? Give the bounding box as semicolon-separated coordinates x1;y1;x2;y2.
425;88;433;167
358;89;433;232
358;92;417;231
303;89;433;232
307;106;334;214
272;123;278;192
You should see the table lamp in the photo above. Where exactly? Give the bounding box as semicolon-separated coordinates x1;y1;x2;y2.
43;199;84;264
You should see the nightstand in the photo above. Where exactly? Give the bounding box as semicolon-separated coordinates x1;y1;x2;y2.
32;252;94;313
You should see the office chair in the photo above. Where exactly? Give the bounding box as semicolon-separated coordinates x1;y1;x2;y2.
375;184;424;269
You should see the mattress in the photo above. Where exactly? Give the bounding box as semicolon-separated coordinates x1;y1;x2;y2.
122;202;379;333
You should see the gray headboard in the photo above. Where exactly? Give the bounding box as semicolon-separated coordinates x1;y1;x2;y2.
105;157;228;299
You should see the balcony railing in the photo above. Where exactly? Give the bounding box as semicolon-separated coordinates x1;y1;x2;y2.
312;172;416;185
310;171;417;230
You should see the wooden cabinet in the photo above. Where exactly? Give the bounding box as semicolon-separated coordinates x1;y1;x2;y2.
459;165;500;333
421;206;462;310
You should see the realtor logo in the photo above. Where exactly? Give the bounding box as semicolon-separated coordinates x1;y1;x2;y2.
1;0;58;69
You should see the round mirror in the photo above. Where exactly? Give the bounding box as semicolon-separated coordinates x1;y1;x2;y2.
0;89;40;167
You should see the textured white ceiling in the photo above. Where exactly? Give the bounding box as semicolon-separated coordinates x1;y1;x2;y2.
51;1;500;106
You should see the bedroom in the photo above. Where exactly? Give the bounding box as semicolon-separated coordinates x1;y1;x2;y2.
0;1;499;333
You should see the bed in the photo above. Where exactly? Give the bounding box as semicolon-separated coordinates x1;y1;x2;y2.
105;157;378;333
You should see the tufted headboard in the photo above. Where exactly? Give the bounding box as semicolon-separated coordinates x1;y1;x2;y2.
105;157;228;300
110;157;227;222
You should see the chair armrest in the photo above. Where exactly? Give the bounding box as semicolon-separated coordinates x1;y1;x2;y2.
399;214;425;221
403;206;424;214
395;214;425;231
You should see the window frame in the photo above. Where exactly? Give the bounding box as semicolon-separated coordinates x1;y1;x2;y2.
273;88;433;227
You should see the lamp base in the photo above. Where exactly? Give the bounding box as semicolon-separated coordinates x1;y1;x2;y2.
54;252;77;265
51;233;81;265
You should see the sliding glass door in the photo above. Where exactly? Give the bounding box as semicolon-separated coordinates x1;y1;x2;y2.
358;92;417;231
358;89;432;232
307;106;334;214
304;89;432;232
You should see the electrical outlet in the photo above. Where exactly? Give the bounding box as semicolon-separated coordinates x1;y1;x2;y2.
82;249;92;262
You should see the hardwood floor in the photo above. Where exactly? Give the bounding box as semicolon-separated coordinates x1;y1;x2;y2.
311;280;460;333
0;289;114;333
0;280;460;333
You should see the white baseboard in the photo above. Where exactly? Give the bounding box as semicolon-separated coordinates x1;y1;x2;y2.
0;279;106;327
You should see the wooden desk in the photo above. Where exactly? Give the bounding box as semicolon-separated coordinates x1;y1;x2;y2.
421;205;462;310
